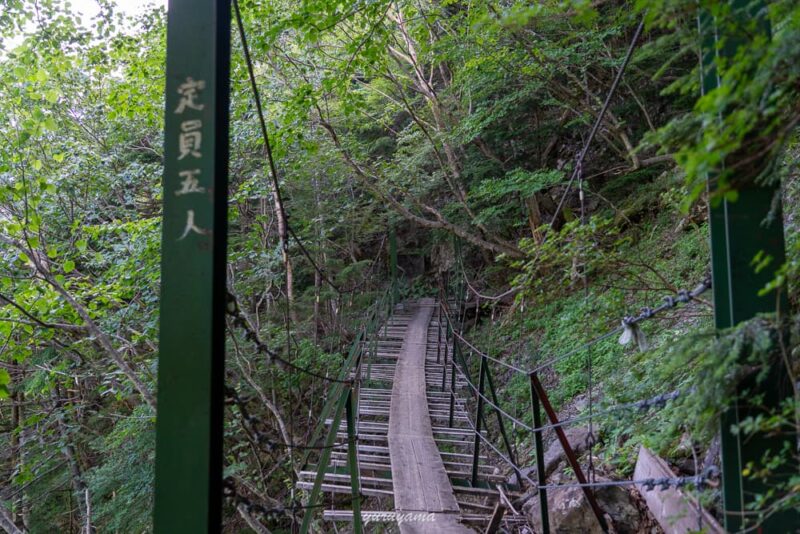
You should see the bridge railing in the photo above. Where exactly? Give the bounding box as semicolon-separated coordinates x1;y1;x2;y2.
296;289;393;534
435;271;714;533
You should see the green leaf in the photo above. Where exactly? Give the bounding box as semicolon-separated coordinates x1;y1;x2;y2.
472;168;564;202
45;89;59;103
63;260;75;273
76;239;87;252
0;369;10;399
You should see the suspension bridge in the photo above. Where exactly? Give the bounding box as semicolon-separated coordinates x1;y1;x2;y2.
297;299;505;531
149;1;798;533
215;256;728;533
255;275;719;533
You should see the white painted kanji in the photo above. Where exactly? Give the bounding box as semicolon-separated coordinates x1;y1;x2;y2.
174;77;206;114
178;209;207;240
178;119;203;160
175;169;206;196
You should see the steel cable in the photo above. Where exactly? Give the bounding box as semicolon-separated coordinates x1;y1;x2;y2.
233;0;342;295
441;277;711;378
454;381;718;494
457;16;647;305
450;355;685;435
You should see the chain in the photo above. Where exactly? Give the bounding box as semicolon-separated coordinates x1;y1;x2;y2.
530;277;712;375
621;277;712;327
226;291;353;385
457;381;720;494
223;477;339;518
226;385;347;452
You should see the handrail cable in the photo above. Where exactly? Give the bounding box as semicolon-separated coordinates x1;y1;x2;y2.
225;297;389;462
457;396;536;486
458;16;647;303
233;0;342;295
440;277;711;378
456;388;719;491
226;291;387;530
456;385;718;494
224;478;361;515
450;351;685;435
546;17;646;244
227;304;353;384
227;289;393;385
226;386;350;451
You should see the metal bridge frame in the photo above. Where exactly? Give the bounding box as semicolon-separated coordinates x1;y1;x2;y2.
298;294;390;534
153;1;230;532
439;277;607;534
701;2;799;531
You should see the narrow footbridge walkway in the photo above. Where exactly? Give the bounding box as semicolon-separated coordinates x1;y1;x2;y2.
298;299;523;531
388;299;468;531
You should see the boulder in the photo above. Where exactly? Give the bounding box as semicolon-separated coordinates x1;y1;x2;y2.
542;426;593;477
522;476;647;534
507;465;537;487
523;483;604;534
596;484;648;533
512;427;595;486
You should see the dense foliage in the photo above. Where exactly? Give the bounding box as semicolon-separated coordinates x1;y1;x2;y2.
0;0;797;532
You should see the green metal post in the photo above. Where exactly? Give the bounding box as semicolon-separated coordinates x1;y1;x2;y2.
300;386;350;533
447;332;464;428
485;364;523;488
389;229;398;307
470;354;487;487
299;329;364;470
449;358;457;428
153;1;230;532
700;4;798;531
346;388;363;533
529;374;550;534
367;309;377;382
436;303;442;364
441;333;448;393
448;321;457;428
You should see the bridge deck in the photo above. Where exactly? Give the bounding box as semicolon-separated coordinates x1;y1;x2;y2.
388;299;471;533
300;299;506;531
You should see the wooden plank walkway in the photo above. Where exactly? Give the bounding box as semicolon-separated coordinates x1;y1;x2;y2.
388;299;472;533
299;299;510;531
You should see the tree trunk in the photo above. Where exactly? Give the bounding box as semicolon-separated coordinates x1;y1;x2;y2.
9;366;21;527
525;195;545;244
0;236;155;409
268;165;297;324
317;117;524;258
313;269;321;343
52;387;93;533
313;176;323;343
236;504;272;534
47;276;156;410
0;505;25;534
